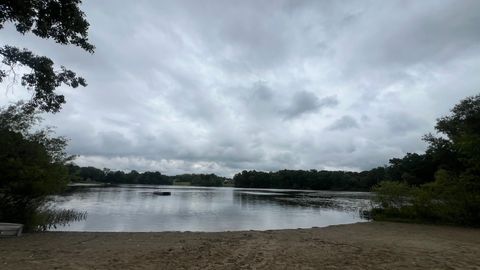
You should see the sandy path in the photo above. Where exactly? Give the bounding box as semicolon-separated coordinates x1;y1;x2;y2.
1;222;479;269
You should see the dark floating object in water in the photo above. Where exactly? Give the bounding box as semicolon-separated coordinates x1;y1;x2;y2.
153;191;171;196
0;223;23;237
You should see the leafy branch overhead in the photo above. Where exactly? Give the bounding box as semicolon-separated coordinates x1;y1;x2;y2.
0;0;94;113
0;46;87;112
0;0;94;52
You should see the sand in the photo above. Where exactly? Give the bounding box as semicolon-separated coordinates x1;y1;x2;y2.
1;222;479;270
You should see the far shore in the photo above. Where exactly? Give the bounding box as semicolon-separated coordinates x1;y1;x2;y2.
1;222;479;269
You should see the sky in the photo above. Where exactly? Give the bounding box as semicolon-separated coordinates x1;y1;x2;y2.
1;0;479;177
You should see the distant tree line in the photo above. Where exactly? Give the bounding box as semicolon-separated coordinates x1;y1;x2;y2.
67;164;228;187
173;173;226;187
232;152;439;191
67;150;441;192
233;168;383;191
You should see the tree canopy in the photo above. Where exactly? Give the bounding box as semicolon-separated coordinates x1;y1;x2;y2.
66;164;229;187
0;1;93;230
373;94;480;226
0;0;94;112
233;169;385;191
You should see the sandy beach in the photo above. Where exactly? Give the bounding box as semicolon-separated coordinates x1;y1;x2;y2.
1;222;479;270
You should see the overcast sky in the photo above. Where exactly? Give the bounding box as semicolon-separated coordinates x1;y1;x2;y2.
1;0;479;176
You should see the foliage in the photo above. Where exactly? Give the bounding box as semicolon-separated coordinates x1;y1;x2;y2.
187;174;225;187
0;103;82;231
372;181;413;209
0;1;94;230
67;164;229;187
67;165;173;185
0;0;94;112
0;46;87;112
372;94;480;226
34;208;87;231
386;153;436;186
0;0;94;51
233;168;386;191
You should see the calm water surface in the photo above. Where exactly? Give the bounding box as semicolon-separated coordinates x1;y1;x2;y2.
51;185;372;232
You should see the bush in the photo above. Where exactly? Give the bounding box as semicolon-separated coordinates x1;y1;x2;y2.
372;181;413;209
372;170;480;226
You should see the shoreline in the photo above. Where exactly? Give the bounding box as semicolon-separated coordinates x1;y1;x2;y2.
1;222;479;269
47;220;371;233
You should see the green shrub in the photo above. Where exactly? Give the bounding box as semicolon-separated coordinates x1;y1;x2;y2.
372;181;413;209
372;170;480;226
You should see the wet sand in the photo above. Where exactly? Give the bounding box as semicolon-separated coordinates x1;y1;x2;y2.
1;222;479;269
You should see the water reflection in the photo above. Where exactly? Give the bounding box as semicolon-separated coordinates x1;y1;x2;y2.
51;185;371;232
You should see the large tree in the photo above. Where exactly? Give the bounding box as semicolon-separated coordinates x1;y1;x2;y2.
0;1;93;230
425;94;480;175
0;103;84;230
373;94;480;226
0;0;94;112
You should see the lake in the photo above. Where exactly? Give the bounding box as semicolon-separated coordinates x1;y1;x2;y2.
50;185;372;232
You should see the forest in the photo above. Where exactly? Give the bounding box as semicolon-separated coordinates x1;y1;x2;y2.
67;149;436;192
232;151;437;191
67;164;228;187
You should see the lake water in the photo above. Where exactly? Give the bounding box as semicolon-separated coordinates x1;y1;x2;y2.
51;185;372;232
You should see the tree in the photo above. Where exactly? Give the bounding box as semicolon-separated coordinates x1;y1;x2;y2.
427;94;480;174
0;0;94;112
232;168;385;191
0;103;83;231
373;94;480;226
387;153;436;186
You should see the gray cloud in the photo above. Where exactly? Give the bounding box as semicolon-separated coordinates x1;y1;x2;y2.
329;115;359;130
1;0;479;176
283;92;338;119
